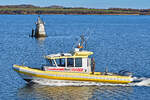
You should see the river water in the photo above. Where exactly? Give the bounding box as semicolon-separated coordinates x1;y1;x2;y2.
0;15;150;100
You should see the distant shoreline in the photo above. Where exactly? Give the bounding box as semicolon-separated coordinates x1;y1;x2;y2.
0;5;150;15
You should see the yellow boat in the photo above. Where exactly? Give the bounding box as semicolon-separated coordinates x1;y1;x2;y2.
13;36;133;84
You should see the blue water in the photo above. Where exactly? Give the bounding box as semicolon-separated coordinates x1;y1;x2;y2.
0;15;150;100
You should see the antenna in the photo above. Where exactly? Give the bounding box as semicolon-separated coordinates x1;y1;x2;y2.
72;37;80;49
72;28;93;50
79;34;85;48
72;34;89;50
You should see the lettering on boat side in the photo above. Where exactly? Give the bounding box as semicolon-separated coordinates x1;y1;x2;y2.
71;68;83;72
47;68;83;72
47;68;65;71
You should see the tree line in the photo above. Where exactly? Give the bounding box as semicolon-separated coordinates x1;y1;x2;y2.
0;5;150;15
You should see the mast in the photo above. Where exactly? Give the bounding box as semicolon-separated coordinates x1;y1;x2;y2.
76;35;87;50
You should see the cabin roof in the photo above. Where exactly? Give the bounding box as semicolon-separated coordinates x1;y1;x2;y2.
45;51;93;59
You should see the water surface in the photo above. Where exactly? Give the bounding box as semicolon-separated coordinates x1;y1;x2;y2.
0;15;150;100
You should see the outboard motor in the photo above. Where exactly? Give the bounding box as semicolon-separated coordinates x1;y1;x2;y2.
119;70;132;77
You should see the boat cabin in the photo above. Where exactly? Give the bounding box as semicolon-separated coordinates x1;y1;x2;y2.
43;49;93;73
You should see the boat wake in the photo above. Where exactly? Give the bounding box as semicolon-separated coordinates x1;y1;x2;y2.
131;77;150;86
31;77;150;87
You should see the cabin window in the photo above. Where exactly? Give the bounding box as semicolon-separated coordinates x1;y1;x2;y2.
55;58;65;67
75;58;82;67
67;58;74;67
46;59;56;67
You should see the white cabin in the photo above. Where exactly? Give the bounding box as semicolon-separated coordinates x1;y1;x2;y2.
43;50;93;73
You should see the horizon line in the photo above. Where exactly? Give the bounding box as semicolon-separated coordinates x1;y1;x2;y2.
0;4;150;9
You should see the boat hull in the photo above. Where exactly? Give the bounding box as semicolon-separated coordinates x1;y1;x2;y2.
13;65;133;84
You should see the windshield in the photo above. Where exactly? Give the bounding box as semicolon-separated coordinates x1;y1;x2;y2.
46;59;56;67
55;58;65;67
46;58;82;68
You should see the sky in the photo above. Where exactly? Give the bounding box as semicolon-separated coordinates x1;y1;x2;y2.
0;0;150;9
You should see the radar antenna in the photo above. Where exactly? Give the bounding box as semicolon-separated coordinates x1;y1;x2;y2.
72;28;93;50
72;34;90;50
